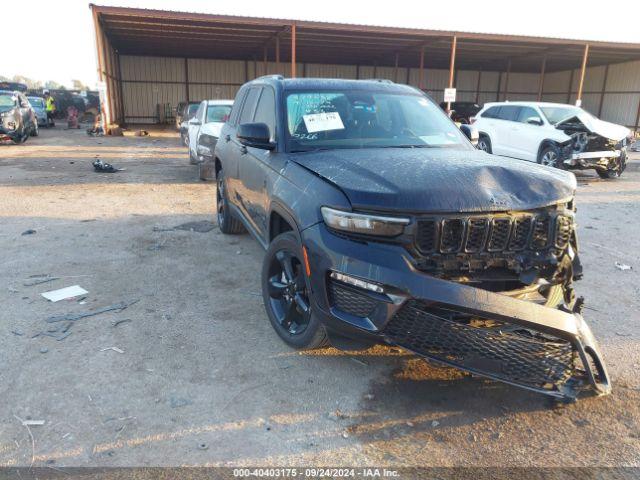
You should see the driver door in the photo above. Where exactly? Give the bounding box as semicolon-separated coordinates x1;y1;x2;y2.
511;106;545;162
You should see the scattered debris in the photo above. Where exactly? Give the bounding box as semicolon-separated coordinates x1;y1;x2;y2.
169;396;193;409
342;431;349;439
21;229;37;236
135;130;149;137
21;420;45;426
172;220;217;233
112;319;132;328
364;393;375;401
93;159;121;173
406;421;415;427
41;285;88;303
46;300;139;323
100;347;124;354
197;442;209;451
11;329;24;336
40;347;48;354
24;275;59;287
431;420;440;428
14;415;36;467
615;262;632;271
615;332;632;337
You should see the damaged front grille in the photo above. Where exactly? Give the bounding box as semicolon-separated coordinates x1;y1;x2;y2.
384;301;578;395
415;209;569;257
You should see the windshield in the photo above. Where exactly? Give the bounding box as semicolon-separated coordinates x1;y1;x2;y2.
285;90;470;152
0;94;16;112
206;105;232;123
28;97;44;108
540;106;592;124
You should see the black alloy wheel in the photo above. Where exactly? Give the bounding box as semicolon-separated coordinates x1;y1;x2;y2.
261;232;328;349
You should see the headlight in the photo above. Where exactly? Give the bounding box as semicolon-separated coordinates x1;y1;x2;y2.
321;206;410;237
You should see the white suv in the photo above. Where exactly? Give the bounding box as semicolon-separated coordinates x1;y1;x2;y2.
473;101;631;179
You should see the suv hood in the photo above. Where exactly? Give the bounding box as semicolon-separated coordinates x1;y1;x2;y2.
290;148;576;213
557;113;629;141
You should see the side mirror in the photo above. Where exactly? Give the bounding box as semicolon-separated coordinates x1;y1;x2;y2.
237;122;275;150
459;124;479;147
189;118;201;126
526;116;543;126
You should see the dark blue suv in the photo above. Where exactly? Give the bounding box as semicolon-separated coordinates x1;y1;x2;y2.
214;76;610;401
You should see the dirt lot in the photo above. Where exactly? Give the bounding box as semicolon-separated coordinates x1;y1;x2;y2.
1;126;639;468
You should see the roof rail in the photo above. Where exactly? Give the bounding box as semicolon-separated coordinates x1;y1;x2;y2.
255;75;284;81
365;78;394;83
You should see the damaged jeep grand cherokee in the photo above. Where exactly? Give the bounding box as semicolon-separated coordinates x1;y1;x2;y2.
214;77;610;401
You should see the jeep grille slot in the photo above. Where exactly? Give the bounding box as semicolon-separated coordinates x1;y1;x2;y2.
416;219;437;253
509;216;533;251
440;219;465;253
487;218;511;252
554;215;572;250
532;216;551;249
464;218;488;253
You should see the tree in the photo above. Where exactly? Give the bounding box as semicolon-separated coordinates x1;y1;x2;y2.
44;80;66;90
11;75;43;89
72;79;88;91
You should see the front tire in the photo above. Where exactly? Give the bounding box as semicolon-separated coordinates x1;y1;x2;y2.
31;122;39;137
477;135;492;153
261;232;328;349
216;167;245;234
538;144;562;168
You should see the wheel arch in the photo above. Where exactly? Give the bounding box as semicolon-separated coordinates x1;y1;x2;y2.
537;139;562;161
268;202;302;244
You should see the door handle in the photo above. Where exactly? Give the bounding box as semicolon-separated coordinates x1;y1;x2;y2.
225;135;231;142
240;146;248;155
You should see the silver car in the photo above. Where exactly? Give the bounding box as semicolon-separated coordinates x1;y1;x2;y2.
27;96;47;126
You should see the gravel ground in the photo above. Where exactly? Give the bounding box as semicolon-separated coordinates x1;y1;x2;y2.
0;126;639;468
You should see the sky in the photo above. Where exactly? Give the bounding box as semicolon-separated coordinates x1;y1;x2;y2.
4;0;640;88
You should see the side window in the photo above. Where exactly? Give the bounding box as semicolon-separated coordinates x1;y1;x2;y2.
253;87;276;140
517;107;540;124
482;106;500;119
239;87;260;125
498;105;520;122
228;89;246;126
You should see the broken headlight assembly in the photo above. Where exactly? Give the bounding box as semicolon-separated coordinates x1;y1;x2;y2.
197;134;217;156
1;112;17;130
321;206;410;237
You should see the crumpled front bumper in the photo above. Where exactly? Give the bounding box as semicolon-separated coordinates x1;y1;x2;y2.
302;222;611;400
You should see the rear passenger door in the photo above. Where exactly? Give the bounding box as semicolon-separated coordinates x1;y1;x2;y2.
238;86;277;240
229;86;261;224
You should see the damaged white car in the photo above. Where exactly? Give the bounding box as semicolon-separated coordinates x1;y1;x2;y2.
474;101;632;178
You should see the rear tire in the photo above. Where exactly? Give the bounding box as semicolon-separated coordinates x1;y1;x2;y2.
477;135;492;153
31;122;39;137
261;231;329;350
216;167;245;234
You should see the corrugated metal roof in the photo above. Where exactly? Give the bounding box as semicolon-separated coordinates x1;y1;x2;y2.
92;4;640;72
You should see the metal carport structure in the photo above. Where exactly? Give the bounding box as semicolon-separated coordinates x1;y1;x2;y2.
90;4;640;131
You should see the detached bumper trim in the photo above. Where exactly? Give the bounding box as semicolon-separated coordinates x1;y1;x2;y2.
572;150;620;160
